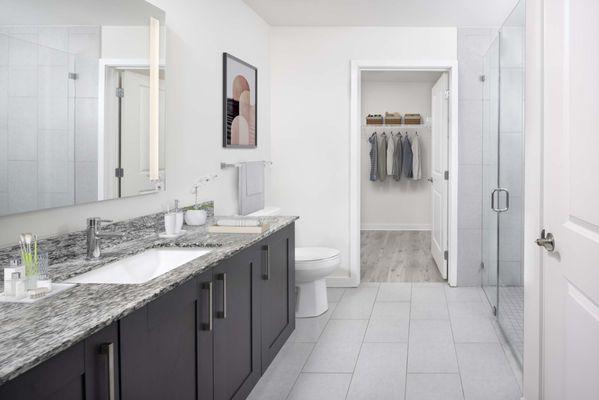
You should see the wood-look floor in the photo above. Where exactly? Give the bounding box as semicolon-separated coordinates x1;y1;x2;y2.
360;230;444;283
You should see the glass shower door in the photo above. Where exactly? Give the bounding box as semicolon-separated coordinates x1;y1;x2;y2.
481;35;500;311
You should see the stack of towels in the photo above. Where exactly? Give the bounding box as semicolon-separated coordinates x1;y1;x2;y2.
368;132;422;182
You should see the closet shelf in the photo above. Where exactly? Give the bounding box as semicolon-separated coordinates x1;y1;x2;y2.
362;124;429;129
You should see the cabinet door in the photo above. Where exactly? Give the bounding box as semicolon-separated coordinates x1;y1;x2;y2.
0;342;85;400
260;224;295;372
85;323;120;400
120;278;198;400
213;248;261;400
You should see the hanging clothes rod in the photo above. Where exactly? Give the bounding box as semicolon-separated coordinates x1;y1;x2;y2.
220;161;273;170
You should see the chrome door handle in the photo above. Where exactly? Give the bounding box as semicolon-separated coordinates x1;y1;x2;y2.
99;343;115;400
262;245;270;280
217;273;227;319
491;188;510;213
536;229;555;252
427;177;433;183
200;281;213;331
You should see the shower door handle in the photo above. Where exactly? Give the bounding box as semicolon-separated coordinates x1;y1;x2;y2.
491;188;510;213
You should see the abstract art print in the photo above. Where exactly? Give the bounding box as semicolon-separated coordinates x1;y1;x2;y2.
223;53;257;148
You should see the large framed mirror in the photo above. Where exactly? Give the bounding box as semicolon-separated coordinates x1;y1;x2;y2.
0;0;166;217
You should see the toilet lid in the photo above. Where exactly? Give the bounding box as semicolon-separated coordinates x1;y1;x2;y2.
295;247;340;262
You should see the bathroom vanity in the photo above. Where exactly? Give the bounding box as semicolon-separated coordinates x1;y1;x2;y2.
0;217;296;400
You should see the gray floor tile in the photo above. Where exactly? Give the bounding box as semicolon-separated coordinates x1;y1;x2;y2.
290;303;337;343
346;342;408;400
448;301;493;320
456;343;521;400
247;342;314;400
377;282;412;302
288;373;352;400
451;317;499;343
302;320;367;373
408;320;458;373
445;287;484;303
327;288;346;302
371;302;411;319
410;300;449;319
412;285;447;303
364;318;410;343
406;373;464;400
331;286;378;319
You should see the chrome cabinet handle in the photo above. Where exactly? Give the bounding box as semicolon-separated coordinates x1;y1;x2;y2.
536;229;555;252
262;245;270;280
200;281;213;331
217;273;227;319
491;188;510;213
99;343;115;400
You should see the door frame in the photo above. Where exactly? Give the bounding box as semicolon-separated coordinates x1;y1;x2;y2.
344;59;459;287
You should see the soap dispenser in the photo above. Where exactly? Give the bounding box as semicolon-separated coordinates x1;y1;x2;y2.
174;200;184;233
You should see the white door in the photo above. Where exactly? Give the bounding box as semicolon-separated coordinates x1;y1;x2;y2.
430;72;449;279
543;0;599;398
120;70;165;197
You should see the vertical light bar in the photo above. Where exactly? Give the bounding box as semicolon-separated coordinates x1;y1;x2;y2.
149;17;160;181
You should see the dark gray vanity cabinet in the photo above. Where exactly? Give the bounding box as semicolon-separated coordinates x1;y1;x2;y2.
212;248;262;400
259;225;295;372
0;323;119;400
120;277;201;400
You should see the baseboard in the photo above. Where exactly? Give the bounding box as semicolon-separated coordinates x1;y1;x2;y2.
326;268;359;288
361;223;432;231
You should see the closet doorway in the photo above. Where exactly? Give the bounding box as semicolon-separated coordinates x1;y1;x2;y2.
349;61;458;286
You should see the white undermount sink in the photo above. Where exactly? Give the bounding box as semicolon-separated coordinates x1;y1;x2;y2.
65;248;212;285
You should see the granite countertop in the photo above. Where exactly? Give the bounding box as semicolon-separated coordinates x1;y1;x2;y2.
0;215;298;385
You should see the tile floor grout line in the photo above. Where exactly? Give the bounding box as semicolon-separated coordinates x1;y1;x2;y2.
343;283;380;400
284;296;340;400
444;284;467;400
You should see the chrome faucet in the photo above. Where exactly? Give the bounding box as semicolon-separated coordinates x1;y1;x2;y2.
86;218;124;259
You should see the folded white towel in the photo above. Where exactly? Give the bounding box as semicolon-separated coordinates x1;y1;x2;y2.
216;218;260;227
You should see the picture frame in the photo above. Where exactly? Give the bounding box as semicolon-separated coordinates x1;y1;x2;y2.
223;53;258;148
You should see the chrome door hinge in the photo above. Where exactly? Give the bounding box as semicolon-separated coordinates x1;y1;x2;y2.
116;88;124;98
480;74;486;82
480;261;485;270
444;171;449;180
444;89;450;99
115;168;124;178
492;305;497;316
443;250;448;261
68;72;78;80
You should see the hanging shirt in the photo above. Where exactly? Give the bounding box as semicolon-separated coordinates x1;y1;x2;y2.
368;132;379;182
378;133;388;182
402;134;413;178
411;133;422;180
392;132;403;181
386;134;394;175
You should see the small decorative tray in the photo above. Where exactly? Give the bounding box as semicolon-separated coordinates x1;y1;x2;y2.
0;283;75;304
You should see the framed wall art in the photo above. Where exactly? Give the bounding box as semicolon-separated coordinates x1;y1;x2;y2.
223;53;257;148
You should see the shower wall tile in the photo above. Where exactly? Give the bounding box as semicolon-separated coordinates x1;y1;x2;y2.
38;159;70;193
0;192;8;216
75;161;98;204
0;34;8;66
8;118;37;161
74;98;98;162
458;195;482;230
457;228;483;286
0;128;6;191
74;62;99;98
38;129;69;162
458;99;483;166
37;27;69;53
8;67;38;97
38;191;73;210
38;97;68;131
8;160;37;213
38;65;69;98
8;35;38;66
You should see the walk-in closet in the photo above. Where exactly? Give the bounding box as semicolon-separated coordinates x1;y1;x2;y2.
360;71;449;283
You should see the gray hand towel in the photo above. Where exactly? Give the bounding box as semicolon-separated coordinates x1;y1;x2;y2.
238;161;265;215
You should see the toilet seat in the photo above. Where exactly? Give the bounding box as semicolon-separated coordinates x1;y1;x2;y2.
296;247;340;265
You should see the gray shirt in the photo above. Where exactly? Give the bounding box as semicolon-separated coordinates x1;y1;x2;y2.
402;134;413;178
368;133;379;182
378;133;388;182
392;132;403;181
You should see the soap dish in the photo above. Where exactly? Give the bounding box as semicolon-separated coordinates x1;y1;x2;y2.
158;230;187;239
0;283;75;304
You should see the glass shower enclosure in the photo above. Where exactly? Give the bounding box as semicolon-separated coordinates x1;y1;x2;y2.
481;0;525;366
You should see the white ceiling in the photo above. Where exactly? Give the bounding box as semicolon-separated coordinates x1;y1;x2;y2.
243;0;519;27
362;71;443;83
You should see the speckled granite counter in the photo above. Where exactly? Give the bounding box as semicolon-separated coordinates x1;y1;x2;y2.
0;210;297;385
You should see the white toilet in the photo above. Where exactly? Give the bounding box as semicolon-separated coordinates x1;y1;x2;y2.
245;207;339;318
295;247;340;318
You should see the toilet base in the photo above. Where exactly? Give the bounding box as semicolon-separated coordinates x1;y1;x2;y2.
296;279;328;318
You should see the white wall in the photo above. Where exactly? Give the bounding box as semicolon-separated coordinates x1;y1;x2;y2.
269;27;457;279
360;80;433;230
0;0;271;246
